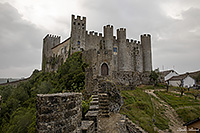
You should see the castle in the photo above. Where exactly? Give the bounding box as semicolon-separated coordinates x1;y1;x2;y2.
42;15;152;92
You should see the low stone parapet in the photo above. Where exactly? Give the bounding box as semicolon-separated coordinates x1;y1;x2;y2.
36;93;82;133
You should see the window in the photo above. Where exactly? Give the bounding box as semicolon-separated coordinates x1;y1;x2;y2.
113;46;118;55
61;48;64;54
73;22;76;25
64;46;67;53
78;23;80;25
113;47;117;52
77;41;80;45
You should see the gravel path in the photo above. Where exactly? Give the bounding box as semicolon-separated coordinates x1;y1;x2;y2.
145;90;186;133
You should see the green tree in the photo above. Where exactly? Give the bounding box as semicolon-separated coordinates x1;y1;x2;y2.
149;69;159;86
190;89;200;100
177;80;187;97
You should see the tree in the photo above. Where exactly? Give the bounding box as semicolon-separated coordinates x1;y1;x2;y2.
195;73;200;84
165;80;169;92
149;69;159;86
190;89;200;100
177;80;186;97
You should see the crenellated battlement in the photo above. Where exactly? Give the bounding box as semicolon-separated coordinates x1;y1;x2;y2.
103;25;113;29
117;28;126;40
72;14;86;22
44;34;61;40
117;28;126;32
141;34;151;38
87;31;103;37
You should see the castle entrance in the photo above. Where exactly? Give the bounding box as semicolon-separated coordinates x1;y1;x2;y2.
101;63;109;76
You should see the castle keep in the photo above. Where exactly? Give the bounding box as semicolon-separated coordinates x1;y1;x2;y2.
42;15;152;91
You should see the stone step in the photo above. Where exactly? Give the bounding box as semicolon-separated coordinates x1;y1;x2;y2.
99;95;108;99
100;112;109;117
98;93;107;96
92;98;99;101
99;100;108;103
101;111;109;114
85;111;99;119
99;103;109;106
90;101;99;105
92;95;98;98
89;105;99;111
99;107;109;110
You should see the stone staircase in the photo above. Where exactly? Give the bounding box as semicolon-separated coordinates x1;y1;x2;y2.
84;83;110;132
98;93;109;117
85;94;99;132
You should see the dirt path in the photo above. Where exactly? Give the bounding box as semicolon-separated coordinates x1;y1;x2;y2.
145;90;186;133
98;113;127;133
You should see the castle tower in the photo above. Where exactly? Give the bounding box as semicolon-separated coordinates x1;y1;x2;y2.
71;15;86;53
117;28;131;71
42;34;60;71
135;41;143;72
103;25;113;50
141;34;152;72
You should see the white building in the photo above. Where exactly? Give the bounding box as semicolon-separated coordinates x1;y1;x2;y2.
161;70;179;82
167;74;196;88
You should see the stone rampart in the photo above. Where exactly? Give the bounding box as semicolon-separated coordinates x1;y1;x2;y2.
36;93;82;133
112;71;150;87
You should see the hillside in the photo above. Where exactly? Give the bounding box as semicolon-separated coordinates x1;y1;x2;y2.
0;52;88;132
120;85;200;133
0;78;19;84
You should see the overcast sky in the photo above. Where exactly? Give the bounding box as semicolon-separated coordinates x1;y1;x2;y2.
0;0;200;78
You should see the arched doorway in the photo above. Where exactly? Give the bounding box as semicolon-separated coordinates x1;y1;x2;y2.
101;63;109;76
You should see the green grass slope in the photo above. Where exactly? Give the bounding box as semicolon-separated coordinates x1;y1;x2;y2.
120;88;169;133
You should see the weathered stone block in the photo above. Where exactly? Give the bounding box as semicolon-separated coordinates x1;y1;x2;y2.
36;93;82;133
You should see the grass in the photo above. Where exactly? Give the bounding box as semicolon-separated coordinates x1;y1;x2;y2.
154;91;200;123
154;91;200;109
176;106;200;122
120;88;169;132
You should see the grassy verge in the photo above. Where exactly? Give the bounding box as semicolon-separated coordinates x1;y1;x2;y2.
154;91;200;122
120;89;169;132
154;91;200;108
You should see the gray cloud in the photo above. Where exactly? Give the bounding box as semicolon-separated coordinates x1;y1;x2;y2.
78;0;200;73
1;0;200;78
0;3;47;78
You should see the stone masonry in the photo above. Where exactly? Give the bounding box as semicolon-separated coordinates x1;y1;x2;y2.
42;15;152;93
36;93;82;133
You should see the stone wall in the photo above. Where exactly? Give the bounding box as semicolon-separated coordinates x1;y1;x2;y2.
112;71;150;87
125;117;147;133
36;93;82;133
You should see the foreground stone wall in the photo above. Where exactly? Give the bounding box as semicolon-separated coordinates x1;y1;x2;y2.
36;93;82;133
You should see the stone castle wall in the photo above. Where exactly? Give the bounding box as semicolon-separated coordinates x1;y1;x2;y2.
36;93;82;133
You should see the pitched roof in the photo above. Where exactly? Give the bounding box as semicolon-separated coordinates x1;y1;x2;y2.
51;37;71;49
183;117;200;126
160;70;178;77
168;73;192;81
